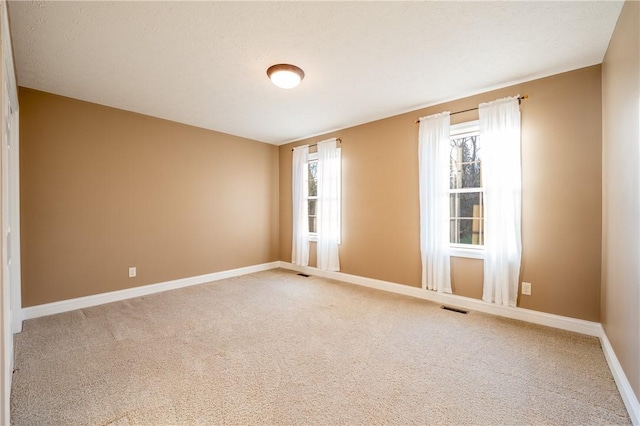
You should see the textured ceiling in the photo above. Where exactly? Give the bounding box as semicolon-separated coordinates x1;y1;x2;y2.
9;1;623;145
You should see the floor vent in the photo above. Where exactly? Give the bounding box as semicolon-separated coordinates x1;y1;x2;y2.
297;273;311;277
441;305;468;314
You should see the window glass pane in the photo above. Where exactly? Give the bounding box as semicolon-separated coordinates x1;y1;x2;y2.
449;151;457;189
450;189;484;245
308;199;317;233
308;161;318;197
450;219;456;243
450;135;481;189
450;218;484;245
461;162;482;188
450;192;483;219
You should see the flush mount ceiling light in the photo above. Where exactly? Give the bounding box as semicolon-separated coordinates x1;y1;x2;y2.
267;64;305;89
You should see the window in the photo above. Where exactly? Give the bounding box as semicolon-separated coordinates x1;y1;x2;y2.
449;121;484;258
306;149;341;242
308;152;318;237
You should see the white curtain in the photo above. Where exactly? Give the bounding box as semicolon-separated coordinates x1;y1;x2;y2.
292;145;309;266
480;96;522;306
419;112;452;293
316;139;340;271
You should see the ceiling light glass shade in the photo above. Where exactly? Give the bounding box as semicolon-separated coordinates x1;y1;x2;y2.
267;64;305;89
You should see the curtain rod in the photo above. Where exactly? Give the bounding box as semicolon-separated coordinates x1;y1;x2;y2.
414;95;529;124
291;138;342;152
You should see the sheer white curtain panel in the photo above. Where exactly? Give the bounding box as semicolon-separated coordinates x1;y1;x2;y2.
292;145;309;266
419;112;452;293
316;139;340;271
480;96;522;306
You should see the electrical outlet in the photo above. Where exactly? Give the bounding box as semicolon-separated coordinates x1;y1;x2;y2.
128;267;137;278
522;282;532;296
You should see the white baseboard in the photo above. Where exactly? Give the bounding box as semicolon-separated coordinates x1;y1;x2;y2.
598;325;640;425
20;260;639;424
279;262;601;336
280;261;640;423
21;261;280;321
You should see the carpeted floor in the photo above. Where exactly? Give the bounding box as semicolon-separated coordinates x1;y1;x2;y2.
11;268;630;425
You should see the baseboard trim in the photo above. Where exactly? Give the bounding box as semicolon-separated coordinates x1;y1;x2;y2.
22;261;280;320
280;261;640;422
20;260;638;422
598;325;640;425
278;262;601;336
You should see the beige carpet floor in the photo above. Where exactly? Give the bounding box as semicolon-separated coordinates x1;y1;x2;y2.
11;268;630;425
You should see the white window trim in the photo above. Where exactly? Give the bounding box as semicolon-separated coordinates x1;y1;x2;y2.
450;120;484;259
450;244;484;259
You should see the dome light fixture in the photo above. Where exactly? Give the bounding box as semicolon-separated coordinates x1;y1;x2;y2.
267;64;305;89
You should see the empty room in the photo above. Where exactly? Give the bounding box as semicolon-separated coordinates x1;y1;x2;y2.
0;0;637;424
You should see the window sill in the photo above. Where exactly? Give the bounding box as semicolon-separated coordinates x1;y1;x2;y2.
450;246;484;259
309;235;342;245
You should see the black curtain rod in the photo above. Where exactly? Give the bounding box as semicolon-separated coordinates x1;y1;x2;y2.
414;95;528;124
291;138;342;152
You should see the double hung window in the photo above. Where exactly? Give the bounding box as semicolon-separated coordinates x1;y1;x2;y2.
449;121;484;257
307;152;318;237
306;149;341;242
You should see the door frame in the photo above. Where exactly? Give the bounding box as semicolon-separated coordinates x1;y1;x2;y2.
1;0;20;423
2;0;19;337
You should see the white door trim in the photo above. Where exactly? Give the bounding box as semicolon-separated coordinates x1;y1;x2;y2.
8;108;18;334
2;0;19;335
1;1;19;424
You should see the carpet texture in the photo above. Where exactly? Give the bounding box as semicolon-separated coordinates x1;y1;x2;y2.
11;269;630;425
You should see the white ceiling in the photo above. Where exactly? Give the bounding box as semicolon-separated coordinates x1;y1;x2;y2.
9;1;623;145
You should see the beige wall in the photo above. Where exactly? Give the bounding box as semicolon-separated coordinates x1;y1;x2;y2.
19;56;609;324
280;65;603;321
19;88;279;307
601;0;640;401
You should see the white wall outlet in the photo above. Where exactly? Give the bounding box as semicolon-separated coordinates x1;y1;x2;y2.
128;267;137;278
522;282;532;296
